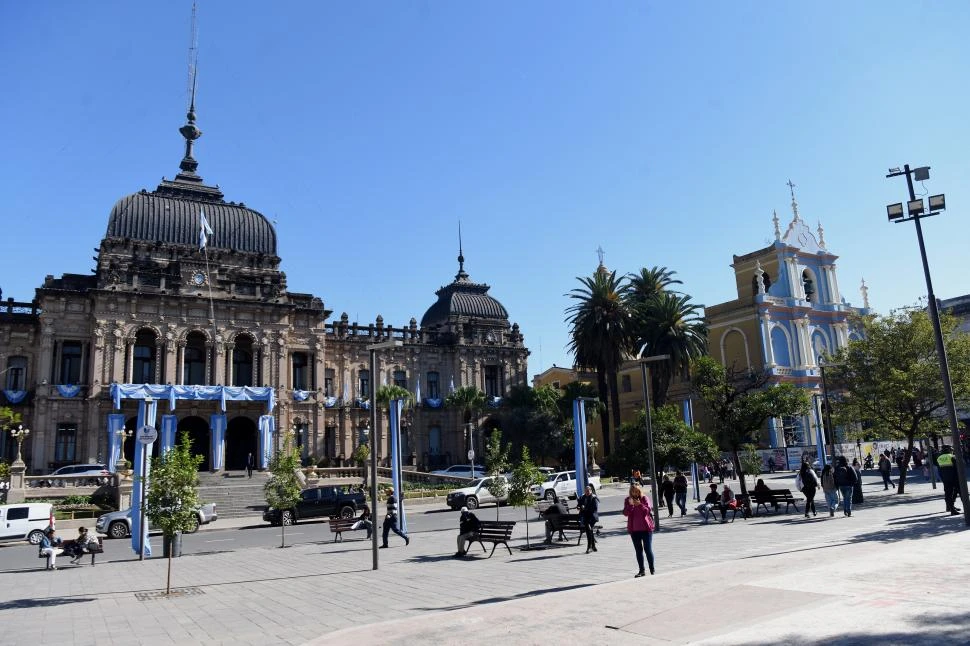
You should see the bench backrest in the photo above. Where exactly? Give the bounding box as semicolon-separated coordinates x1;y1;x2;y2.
477;521;515;539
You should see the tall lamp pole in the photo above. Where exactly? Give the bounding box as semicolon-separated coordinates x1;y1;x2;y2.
367;339;403;570
638;354;670;530
886;164;970;526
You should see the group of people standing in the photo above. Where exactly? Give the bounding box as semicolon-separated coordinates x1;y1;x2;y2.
799;456;861;518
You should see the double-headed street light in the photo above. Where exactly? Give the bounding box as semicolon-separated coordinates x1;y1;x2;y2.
638;354;670;530
10;425;30;466
886;164;969;526
367;338;403;570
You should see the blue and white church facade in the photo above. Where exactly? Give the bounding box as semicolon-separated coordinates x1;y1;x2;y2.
705;191;870;450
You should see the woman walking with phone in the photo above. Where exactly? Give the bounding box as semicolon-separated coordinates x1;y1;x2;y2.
623;484;656;578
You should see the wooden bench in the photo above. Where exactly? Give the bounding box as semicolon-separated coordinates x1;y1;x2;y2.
328;515;368;542
473;520;516;558
546;513;588;545
714;494;750;523
38;537;104;566
750;488;800;515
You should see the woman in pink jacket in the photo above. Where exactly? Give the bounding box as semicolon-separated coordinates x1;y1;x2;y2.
623;484;655;577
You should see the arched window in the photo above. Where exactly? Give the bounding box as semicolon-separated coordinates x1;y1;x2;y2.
5;356;27;390
802;269;816;303
292;352;309;390
233;336;254;387
132;330;156;384
393;370;407;389
751;272;772;296
183;332;207;385
426;371;440;399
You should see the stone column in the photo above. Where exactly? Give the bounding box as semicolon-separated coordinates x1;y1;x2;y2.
225;343;235;387
176;340;186;385
154;339;164;384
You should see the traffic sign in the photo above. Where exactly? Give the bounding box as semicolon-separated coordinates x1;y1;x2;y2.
467;450;475;461
137;425;158;444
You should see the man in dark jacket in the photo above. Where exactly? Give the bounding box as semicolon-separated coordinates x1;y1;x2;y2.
541;495;569;544
936;446;961;516
834;456;858;517
577;484;599;553
673;471;689;516
878;451;895;490
455;507;481;556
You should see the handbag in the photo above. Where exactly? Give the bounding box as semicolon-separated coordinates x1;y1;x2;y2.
795;472;804;492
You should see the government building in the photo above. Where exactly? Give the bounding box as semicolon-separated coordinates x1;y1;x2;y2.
0;99;529;474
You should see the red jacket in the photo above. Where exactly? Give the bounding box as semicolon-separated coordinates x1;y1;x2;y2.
623;497;654;533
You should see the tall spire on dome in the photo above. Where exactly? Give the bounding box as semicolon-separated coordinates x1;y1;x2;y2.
595;245;609;276
772;209;781;241
176;1;202;184
860;277;870;309
817;220;826;249
787;179;800;221
455;221;469;281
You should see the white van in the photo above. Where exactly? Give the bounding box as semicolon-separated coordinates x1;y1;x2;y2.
0;503;53;545
531;470;601;500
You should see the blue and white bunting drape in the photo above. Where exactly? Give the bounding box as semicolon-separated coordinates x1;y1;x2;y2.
423;398;442;409
449;376;455;394
356;398;370;410
110;384;275;414
210;414;227;471
56;384;81;398
2;390;26;404
258;415;275;469
572;399;589;499
486;396;502;408
323;396;338;408
292;390;311;402
415;377;421;405
106;414;125;473
389;398;407;534
131;398;158;557
160;415;177;456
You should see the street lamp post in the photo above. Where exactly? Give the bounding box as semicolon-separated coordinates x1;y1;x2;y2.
10;425;30;466
817;356;835;449
367;338;403;570
886;164;970;526
638;354;670;530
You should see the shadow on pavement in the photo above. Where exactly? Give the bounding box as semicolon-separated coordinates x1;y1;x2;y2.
0;597;95;610
741;609;970;645
853;513;968;544
411;582;595;612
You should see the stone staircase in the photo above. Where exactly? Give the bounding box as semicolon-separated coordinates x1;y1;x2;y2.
197;471;270;519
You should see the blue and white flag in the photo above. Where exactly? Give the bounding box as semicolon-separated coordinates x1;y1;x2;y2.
449;375;455;394
199;209;213;250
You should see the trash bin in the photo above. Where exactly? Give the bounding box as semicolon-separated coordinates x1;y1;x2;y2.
163;532;182;558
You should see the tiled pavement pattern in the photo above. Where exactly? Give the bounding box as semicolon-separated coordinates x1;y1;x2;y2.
2;473;966;645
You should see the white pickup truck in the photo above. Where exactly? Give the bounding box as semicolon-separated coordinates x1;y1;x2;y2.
531;470;601;501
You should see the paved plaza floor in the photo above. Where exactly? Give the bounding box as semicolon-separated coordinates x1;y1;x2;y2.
1;473;967;645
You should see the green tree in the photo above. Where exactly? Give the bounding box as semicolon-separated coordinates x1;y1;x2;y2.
264;436;303;548
483;429;511;520
738;443;765;492
827;309;970;494
605;404;718;479
145;431;203;595
0;406;22;434
351;443;370;487
376;384;413;409
566;268;633;456
691;356;810;496
495;384;568;465
507;446;543;548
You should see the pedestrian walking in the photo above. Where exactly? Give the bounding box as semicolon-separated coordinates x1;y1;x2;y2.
577;484;599;553
767;456;776;474
380;493;410;548
622;484;655;577
246;452;256;479
834;456;857;517
673;471;688;516
800;462;819;518
820;464;839;517
878;451;895;490
659;475;675;517
454;506;480;557
936;446;962;516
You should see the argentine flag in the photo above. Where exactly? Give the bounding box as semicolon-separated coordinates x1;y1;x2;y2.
199;209;213;250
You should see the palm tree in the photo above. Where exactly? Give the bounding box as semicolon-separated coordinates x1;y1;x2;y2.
565;269;633;455
627;266;682;303
445;386;487;459
632;291;707;406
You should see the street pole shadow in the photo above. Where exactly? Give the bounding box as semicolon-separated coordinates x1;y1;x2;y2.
0;597;95;610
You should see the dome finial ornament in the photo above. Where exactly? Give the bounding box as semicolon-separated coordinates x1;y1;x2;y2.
772;209;781;241
177;2;202;181
787;178;800;222
456;221;469;281
860;277;870;309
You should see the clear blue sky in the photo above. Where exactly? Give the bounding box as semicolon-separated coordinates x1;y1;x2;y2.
2;2;969;379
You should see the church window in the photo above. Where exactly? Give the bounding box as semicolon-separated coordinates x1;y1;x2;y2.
802;269;816;303
60;341;83;385
5;356;27;390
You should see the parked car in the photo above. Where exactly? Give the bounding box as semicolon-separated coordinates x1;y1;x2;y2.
430;465;486;478
43;463;111;487
263;485;365;526
0;503;53;545
446;476;509;510
811;455;834;472
96;502;218;539
531;470;601;500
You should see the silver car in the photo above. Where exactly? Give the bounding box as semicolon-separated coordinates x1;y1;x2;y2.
95;502;217;539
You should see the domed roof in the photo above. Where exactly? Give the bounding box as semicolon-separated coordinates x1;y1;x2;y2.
420;253;509;328
106;190;277;255
103;96;277;256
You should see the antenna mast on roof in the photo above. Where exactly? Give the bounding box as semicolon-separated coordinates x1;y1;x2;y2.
187;1;199;109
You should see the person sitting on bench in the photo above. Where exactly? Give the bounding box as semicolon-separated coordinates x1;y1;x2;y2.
697;483;720;523
541;494;569;544
39;528;62;571
350;503;373;539
455;507;481;557
754;479;779;512
64;527;93;565
719;484;736;523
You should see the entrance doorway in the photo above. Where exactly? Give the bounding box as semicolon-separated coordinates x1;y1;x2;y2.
225;416;258;471
178;416;210;471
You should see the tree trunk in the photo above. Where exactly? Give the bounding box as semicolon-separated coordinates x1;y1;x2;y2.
732;449;748;496
524;505;531;548
596;369;612;455
166;536;173;595
897;434;916;494
280;521;286;548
